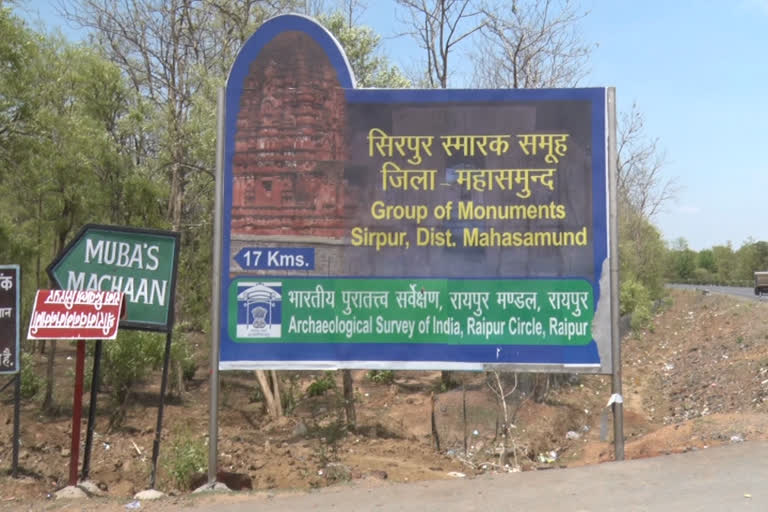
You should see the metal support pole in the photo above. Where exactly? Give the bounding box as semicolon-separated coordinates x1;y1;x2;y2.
208;87;225;485
12;372;20;478
607;87;624;461
150;330;174;489
69;340;86;486
82;340;103;480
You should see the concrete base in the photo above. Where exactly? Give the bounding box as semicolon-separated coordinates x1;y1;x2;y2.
192;481;231;493
54;485;88;500
134;489;166;500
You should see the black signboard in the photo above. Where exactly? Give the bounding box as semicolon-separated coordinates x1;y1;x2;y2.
0;265;19;374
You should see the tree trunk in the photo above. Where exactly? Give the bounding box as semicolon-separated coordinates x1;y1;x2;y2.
462;378;468;456
255;370;281;417
270;370;283;417
430;392;440;452
43;230;70;411
342;370;356;429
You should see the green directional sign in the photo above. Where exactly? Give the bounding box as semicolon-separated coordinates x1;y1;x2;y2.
47;225;180;332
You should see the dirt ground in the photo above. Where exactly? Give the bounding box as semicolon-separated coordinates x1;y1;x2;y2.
2;288;768;510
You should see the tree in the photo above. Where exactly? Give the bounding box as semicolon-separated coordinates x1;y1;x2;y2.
697;249;716;274
666;238;696;281
62;0;305;402
619;206;666;299
0;14;141;407
0;4;38;168
318;11;410;88
474;0;592;89
339;0;367;28
711;243;736;283
617;103;676;221
615;101;675;322
395;0;485;88
734;238;768;283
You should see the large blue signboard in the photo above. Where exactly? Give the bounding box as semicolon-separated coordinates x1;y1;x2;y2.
217;14;615;373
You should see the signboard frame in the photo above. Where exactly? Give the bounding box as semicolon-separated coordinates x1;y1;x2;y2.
47;224;180;333
214;14;617;375
0;265;20;375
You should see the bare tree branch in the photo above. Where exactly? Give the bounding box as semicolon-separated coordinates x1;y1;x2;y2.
395;0;486;88
473;0;592;89
617;102;678;219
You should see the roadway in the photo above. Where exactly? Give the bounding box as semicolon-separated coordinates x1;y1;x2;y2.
667;283;762;301
174;441;767;512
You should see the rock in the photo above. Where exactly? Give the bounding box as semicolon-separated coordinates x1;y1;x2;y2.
61;448;71;457
54;485;88;500
324;463;352;482
78;480;106;497
292;421;308;437
133;489;165;501
730;435;745;443
566;431;582;440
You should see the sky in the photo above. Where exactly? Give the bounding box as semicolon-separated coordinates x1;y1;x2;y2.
16;0;768;251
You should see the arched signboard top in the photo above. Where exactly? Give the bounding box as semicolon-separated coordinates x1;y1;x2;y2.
216;14;618;375
227;14;355;91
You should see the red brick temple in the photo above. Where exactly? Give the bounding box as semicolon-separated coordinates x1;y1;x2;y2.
231;31;347;239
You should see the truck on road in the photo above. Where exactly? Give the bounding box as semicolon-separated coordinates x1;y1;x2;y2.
754;272;768;295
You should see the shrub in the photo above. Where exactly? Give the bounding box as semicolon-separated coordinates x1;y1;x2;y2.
367;370;395;385
620;278;653;329
171;331;198;384
306;371;336;397
163;427;207;490
101;330;164;405
20;351;41;400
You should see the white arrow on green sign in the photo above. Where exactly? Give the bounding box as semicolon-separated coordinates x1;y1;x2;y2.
47;224;180;332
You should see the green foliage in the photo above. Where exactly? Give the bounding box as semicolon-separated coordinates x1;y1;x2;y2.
367;370;395;385
697;249;716;273
0;6;39;162
171;330;198;383
666;238;768;286
619;279;652;329
692;267;712;283
20;351;41;400
318;12;410;88
100;331;164;405
306;371;337;397
618;203;666;328
163;427;207;490
711;244;736;282
666;238;697;281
